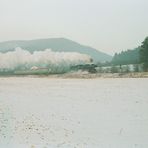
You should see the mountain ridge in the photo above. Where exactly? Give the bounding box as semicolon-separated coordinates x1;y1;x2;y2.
0;38;112;62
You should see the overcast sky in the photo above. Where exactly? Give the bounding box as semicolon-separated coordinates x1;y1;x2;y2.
0;0;148;55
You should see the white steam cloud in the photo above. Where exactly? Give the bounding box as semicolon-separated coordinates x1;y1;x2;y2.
0;47;92;73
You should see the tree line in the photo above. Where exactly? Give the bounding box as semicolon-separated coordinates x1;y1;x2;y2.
111;36;148;71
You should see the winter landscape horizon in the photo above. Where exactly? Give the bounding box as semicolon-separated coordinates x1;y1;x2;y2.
0;0;148;147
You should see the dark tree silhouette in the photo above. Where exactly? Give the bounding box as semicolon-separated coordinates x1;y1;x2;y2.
140;37;148;71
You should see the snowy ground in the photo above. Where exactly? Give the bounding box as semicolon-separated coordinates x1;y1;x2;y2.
0;77;148;148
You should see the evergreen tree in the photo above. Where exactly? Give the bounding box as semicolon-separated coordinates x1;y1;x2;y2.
140;37;148;71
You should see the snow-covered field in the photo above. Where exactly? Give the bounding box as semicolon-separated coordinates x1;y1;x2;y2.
0;77;148;148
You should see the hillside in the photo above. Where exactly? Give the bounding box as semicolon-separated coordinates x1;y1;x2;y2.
112;48;140;65
0;38;112;63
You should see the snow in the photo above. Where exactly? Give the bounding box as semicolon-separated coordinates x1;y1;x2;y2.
0;77;148;148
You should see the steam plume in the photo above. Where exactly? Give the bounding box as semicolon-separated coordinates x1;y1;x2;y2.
0;47;92;73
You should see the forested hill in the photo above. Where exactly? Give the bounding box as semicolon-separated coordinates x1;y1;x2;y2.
111;48;140;65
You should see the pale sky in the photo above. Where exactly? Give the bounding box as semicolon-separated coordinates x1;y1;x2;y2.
0;0;148;55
